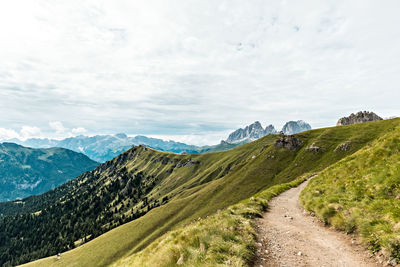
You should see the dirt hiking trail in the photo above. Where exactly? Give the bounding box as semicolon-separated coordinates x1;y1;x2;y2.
254;178;381;267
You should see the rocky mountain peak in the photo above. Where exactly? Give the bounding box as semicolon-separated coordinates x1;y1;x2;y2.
281;120;312;135
226;121;265;144
337;111;383;126
226;122;278;144
226;120;313;144
265;124;277;134
246;121;266;138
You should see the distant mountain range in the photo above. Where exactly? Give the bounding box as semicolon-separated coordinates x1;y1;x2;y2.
7;134;243;162
6;120;312;162
0;143;98;201
9;134;197;162
225;120;311;144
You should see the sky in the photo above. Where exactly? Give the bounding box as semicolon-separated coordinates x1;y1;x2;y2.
0;0;399;145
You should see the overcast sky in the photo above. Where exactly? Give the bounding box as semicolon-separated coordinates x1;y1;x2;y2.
0;0;399;145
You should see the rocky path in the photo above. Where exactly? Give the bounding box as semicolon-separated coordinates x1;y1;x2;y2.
254;179;381;267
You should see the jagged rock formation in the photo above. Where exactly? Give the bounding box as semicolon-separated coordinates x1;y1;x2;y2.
274;136;304;151
226;121;277;144
282;120;312;135
226;120;312;144
337;111;382;126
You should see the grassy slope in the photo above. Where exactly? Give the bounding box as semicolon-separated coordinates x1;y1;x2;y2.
114;174;311;267
24;118;400;267
301;119;400;261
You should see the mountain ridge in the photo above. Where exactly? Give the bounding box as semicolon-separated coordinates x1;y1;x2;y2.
7;135;239;162
0;142;98;201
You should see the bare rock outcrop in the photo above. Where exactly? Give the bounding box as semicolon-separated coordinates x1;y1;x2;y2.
274;136;303;151
306;143;322;152
337;111;382;126
334;141;352;152
176;159;200;168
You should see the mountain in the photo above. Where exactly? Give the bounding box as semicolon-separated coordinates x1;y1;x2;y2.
337;111;383;126
11;134;241;162
0;143;98;201
3;118;400;266
265;124;277;134
226;121;265;143
226;121;277;144
225;120;312;144
281;120;312;135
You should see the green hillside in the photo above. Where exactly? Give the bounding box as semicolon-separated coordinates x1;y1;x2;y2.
18;118;400;267
112;175;310;267
0;143;99;201
300;120;400;262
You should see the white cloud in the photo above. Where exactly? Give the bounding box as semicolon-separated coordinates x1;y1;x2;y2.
49;121;66;134
0;123;91;142
0;0;399;143
72;127;87;134
0;126;42;141
20;126;41;140
0;128;20;141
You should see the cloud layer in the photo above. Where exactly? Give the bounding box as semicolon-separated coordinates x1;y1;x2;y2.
0;0;399;145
